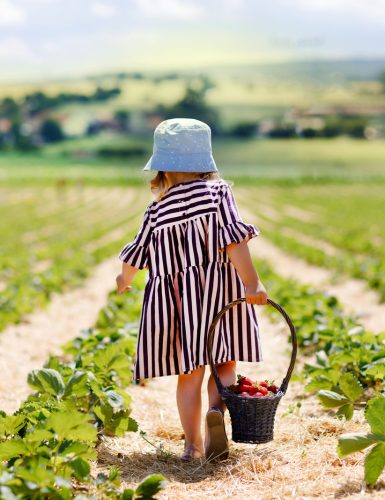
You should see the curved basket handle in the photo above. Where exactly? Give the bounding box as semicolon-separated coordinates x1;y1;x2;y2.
207;298;297;396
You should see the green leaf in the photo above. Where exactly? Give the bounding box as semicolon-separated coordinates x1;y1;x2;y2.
45;409;97;443
135;474;168;499
365;395;385;436
122;489;134;500
105;390;124;410
0;439;29;461
127;417;138;432
316;350;329;367
27;368;65;398
364;443;385;485
305;377;333;393
0;415;26;438
318;390;349;408
64;371;89;398
365;364;385;379
336;403;354;421
337;433;378;458
58;441;96;460
339;373;363;401
25;428;52;444
69;457;90;481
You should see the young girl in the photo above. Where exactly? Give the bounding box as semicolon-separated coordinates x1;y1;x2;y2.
116;118;268;462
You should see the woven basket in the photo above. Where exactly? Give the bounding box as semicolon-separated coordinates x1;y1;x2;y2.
207;298;297;444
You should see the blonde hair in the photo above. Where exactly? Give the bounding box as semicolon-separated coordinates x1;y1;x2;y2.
149;171;221;201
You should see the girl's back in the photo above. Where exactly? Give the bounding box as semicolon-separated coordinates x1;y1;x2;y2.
119;177;262;379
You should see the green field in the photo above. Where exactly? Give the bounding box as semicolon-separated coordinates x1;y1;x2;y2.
1;137;385;188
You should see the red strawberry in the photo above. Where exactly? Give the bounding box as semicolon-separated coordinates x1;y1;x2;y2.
252;391;264;397
268;384;278;393
258;386;268;396
240;391;251;397
237;375;254;386
259;380;269;388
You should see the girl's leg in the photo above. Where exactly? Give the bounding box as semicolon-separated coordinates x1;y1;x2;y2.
207;360;236;411
176;366;206;452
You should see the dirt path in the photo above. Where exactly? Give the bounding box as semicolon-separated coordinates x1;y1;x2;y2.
0;257;121;414
98;310;377;499
239;205;385;333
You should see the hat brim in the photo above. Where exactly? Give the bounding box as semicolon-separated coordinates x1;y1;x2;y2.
143;151;218;173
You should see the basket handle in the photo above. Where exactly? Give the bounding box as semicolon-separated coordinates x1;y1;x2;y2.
207;298;297;395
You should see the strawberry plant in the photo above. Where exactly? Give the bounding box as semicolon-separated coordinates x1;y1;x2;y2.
338;394;385;486
0;186;146;333
317;372;364;420
0;274;167;498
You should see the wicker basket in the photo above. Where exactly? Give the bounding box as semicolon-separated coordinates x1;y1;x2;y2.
207;298;297;444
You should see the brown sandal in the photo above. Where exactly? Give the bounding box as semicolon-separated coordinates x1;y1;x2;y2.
180;444;204;462
205;407;229;461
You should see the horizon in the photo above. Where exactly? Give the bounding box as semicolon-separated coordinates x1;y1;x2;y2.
2;56;385;87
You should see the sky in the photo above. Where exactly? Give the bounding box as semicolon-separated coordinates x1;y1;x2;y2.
1;0;385;82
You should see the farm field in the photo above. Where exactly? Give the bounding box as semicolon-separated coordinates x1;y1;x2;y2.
237;183;385;299
2;137;385;189
1;171;385;498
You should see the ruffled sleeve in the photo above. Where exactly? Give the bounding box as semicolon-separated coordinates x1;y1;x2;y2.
217;183;260;250
118;204;153;269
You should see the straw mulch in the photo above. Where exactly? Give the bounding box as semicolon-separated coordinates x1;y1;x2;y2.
96;311;385;499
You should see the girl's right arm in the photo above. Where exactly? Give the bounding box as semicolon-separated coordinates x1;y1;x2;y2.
116;263;138;295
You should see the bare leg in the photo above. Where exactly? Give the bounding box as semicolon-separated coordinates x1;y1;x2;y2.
176;366;205;453
207;360;236;412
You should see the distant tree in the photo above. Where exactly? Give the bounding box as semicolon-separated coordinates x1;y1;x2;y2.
230;121;259;138
156;85;221;135
94;86;121;101
114;109;130;132
0;97;19;120
39;118;65;143
301;128;318;138
268;125;296;139
320;116;368;138
379;70;385;93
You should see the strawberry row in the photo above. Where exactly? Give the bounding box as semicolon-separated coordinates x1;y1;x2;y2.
0;272;167;499
255;259;385;485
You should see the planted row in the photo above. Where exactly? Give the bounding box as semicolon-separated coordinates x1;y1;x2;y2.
0;273;167;498
0;185;147;332
255;259;385;485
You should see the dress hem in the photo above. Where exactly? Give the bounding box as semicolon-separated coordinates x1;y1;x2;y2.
132;354;264;381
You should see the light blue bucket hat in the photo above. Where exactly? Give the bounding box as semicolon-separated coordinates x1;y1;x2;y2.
143;117;218;172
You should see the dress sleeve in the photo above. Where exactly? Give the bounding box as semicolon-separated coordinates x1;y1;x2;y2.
118;205;152;269
217;183;260;251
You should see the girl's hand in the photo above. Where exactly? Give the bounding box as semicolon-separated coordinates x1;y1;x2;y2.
116;273;132;295
245;280;268;305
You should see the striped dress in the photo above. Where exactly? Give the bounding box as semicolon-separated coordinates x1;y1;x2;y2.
118;178;263;380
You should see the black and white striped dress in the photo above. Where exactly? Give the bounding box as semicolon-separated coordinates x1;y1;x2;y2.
118;178;263;380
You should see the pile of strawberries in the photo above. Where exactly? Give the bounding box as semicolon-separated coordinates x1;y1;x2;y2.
226;374;279;397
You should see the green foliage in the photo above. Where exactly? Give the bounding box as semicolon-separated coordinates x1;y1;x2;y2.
255;258;385;485
317;373;364;420
0;186;146;333
338;395;385;486
0;282;167;498
39;118;65;143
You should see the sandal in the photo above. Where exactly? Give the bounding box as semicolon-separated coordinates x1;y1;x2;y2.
180;444;204;462
205;407;229;462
